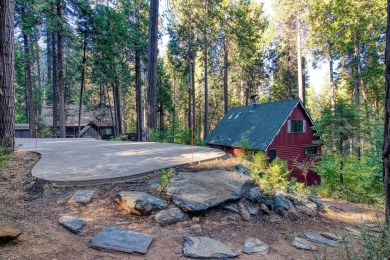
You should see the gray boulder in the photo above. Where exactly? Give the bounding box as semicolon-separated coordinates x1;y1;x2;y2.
245;187;263;202
183;237;238;259
59;216;86;234
238;202;251;221
166;170;253;212
259;203;270;215
242;238;269;255
235;164;251;175
90;226;153;254
292;236;316;251
115;191;168;215
0;220;22;244
153;208;188;226
304;232;338;247
296;205;316;216
285;200;300;220
248;205;260;215
223;203;240;214
320;232;342;241
273;196;290;211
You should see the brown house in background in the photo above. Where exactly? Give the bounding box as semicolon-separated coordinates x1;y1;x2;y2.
205;98;321;185
16;105;115;140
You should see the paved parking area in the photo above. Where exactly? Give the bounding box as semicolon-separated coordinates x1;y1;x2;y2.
16;138;225;184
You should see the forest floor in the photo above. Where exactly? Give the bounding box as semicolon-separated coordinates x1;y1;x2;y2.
0;151;385;260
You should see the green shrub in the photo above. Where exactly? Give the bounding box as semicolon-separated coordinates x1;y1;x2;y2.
250;152;291;194
0;146;12;168
314;153;383;204
157;168;175;192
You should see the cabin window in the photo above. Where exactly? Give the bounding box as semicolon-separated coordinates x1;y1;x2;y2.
287;120;306;133
100;128;112;135
304;146;317;156
268;150;276;163
228;113;235;120
234;112;242;119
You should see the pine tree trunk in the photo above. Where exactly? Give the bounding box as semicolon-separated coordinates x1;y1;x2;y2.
23;30;36;138
223;35;228;114
203;43;208;139
191;60;196;140
113;80;122;135
57;0;66;138
297;16;304;104
78;33;87;137
146;0;159;140
136;49;142;141
51;31;58;137
0;0;15;149
382;0;390;225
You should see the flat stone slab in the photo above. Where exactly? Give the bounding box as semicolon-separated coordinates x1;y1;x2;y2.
304;232;338;247
292;236;316;251
320;232;342;241
68;190;95;204
153;207;188;226
166;170;253;212
0;220;22;244
115;191;168;215
89;226;153;254
183;237;238;259
242;238;269;255
16;139;225;183
59;216;86;234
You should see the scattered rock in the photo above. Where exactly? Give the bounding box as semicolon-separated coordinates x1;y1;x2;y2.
248;205;260;215
115;191;168;215
345;226;382;238
273;196;290;211
68;190;95;204
308;194;325;207
269;211;283;223
148;176;161;190
292;236;317;251
235;164;251;175
153;208;188;226
242;238;269;255
238;202;251;221
166;170;253;212
183;237;238;259
285;200;300;220
259;203;270;215
0;220;22;244
320;232;342;241
89;226;154;254
304;232;338;247
59;216;86;234
296;205;316;216
223;203;240;214
25;178;45;194
245;187;263;202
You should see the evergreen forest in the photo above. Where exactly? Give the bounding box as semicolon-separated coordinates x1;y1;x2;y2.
4;0;390;207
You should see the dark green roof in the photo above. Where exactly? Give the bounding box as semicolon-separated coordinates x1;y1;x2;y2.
205;98;304;151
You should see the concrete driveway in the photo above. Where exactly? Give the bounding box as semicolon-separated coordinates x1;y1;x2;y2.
16;138;225;184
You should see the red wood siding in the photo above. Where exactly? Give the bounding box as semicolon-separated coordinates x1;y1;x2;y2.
267;105;321;185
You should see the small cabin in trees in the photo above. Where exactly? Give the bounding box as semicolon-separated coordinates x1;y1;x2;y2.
205;98;321;185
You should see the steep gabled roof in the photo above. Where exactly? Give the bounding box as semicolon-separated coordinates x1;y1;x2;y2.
205;98;310;151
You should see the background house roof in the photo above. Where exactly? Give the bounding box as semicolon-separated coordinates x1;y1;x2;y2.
204;98;304;151
41;105;114;127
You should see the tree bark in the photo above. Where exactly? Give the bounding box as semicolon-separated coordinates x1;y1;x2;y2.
203;43;208;139
297;15;304;104
191;59;195;140
78;32;87;137
146;0;159;140
0;0;15;149
223;35;229;114
136;49;142;141
57;0;66;138
22;28;36;138
51;31;58;137
382;0;390;225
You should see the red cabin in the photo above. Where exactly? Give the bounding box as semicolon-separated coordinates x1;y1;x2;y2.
205;98;321;185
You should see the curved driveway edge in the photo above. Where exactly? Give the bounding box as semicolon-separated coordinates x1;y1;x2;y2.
16;138;225;184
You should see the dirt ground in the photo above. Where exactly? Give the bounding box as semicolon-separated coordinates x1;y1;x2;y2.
0;151;385;260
